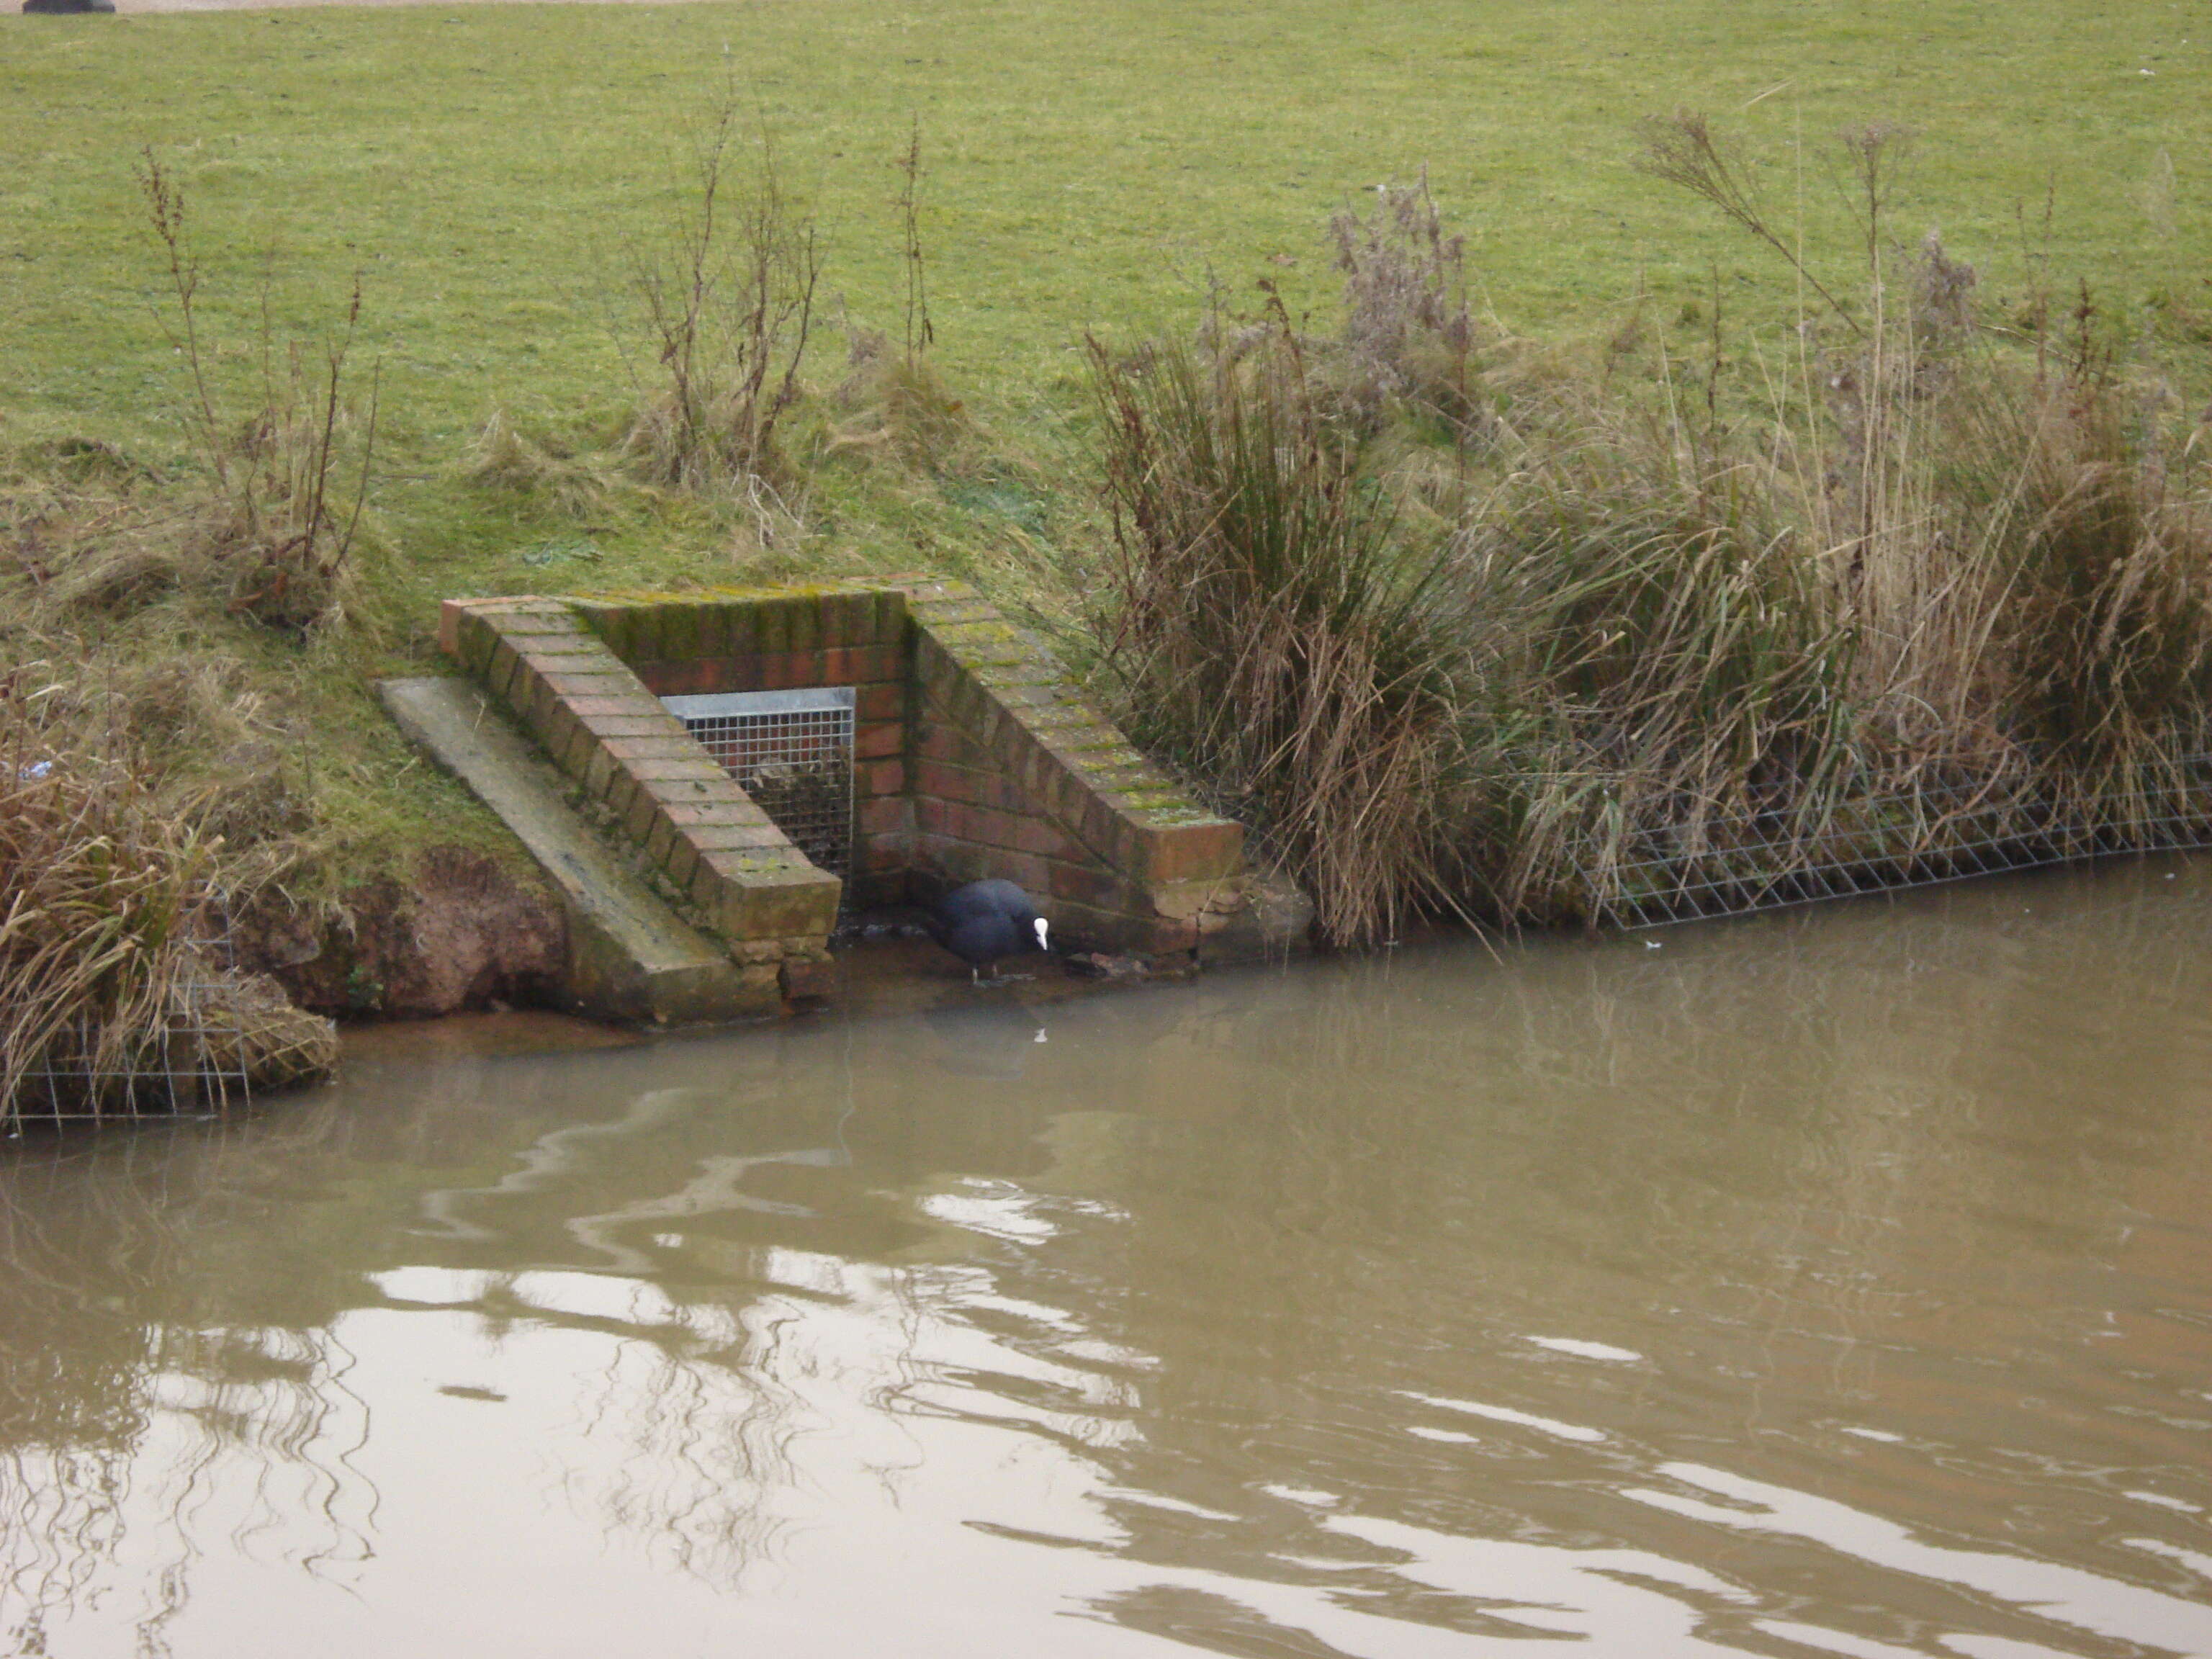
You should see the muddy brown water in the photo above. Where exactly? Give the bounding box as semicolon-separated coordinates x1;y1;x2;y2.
5;860;2212;1658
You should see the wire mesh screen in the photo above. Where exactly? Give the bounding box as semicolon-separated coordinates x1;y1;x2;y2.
7;976;256;1131
1578;763;2212;930
662;688;856;885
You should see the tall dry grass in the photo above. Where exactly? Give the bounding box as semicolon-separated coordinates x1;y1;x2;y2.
0;698;218;1114
1089;318;1474;945
1478;118;2212;922
1094;124;2212;939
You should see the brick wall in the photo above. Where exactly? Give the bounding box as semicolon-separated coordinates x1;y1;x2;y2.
899;583;1247;957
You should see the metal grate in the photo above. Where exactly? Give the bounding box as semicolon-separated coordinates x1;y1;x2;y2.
662;688;856;886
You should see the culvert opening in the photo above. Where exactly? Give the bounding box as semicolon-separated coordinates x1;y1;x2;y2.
662;688;855;889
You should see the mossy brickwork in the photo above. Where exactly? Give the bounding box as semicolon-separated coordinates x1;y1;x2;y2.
899;582;1249;956
564;585;913;909
441;577;1276;999
439;595;840;1010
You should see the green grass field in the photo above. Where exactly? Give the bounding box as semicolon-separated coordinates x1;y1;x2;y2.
8;0;2207;440
4;0;2208;900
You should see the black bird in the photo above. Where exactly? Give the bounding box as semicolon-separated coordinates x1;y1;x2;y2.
924;879;1050;986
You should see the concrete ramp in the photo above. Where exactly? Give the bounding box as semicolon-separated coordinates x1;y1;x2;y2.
378;677;751;1025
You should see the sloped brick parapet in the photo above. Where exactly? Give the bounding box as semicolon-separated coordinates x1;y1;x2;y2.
899;580;1251;958
439;596;841;1009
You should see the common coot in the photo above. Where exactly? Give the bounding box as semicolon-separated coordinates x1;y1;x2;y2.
925;879;1050;985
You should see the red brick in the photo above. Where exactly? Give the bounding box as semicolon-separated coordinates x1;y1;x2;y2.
783;597;823;655
604;770;642;824
686;823;792;853
627;757;728;785
601;736;703;763
543;670;642;700
858;829;910;869
665;837;701;891
576;716;676;745
485;639;525;702
437;598;470;657
637;660;718;696
915;759;1035;816
569;696;668;722
752;601;793;655
858;796;910;837
1143;819;1244;884
855;683;905;722
719;601;760;660
814;590;866;649
920;798;1043;857
662;799;770;829
913;719;993;769
552;716;598;781
909;833;992;885
759;651;832;691
822;644;903;684
854;721;903;761
582;745;620;801
524;671;565;734
518;650;609;678
857;757;907;797
1048;860;1137;910
539;699;583;765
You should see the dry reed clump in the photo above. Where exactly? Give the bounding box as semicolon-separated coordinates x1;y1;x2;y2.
1095;127;2212;940
1473;114;2212;923
1325;171;1490;445
0;706;210;1109
0;693;333;1122
1459;431;1856;922
827;322;974;467
1940;356;2212;810
1089;320;1474;946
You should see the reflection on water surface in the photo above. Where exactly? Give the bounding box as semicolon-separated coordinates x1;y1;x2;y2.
4;859;2211;1657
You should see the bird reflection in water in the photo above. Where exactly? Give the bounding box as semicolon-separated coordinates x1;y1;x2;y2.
920;1004;1051;1081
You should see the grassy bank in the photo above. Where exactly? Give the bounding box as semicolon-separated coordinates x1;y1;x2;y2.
2;0;2211;1056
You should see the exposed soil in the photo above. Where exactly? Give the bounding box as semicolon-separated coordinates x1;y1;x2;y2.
238;846;567;1021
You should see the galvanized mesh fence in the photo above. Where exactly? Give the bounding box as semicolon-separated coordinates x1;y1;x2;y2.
4;909;257;1133
6;978;256;1131
662;689;856;886
1583;762;2212;928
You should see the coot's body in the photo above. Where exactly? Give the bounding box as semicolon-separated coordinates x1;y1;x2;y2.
925;880;1050;984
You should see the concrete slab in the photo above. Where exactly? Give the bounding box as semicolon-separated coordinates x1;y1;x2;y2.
377;677;765;1025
